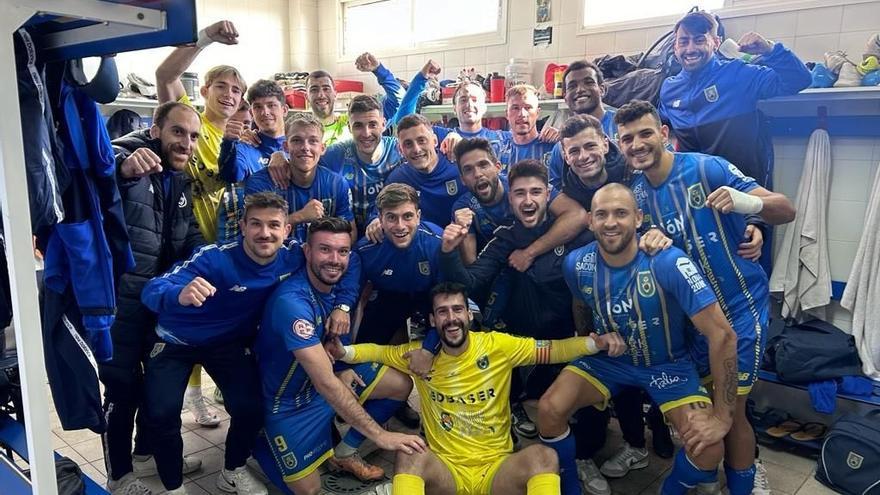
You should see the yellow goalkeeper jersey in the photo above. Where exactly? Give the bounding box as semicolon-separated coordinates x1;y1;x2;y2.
350;332;555;467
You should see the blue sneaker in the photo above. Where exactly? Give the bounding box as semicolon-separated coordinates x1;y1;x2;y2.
810;63;836;88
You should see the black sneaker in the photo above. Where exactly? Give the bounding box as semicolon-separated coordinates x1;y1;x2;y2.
511;402;538;438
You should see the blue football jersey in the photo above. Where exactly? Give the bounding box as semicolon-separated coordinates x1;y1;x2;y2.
630;152;767;326
321;137;405;230
385;154;465;228
564;243;716;366
244;166;354;243
355;222;442;293
496;135;559;176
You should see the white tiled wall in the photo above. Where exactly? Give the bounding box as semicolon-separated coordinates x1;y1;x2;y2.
114;0;292;90
771;136;880;331
317;0;880;94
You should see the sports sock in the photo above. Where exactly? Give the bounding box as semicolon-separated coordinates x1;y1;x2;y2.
392;473;425;495
340;398;404;452
540;428;580;495
187;366;202;388
724;463;756;495
661;449;718;495
527;473;561;494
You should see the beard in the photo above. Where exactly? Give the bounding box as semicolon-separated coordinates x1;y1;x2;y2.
439;318;469;348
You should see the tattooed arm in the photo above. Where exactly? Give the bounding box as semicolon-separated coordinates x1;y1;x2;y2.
690;303;738;425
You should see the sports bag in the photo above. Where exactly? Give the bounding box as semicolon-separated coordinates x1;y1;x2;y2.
765;319;863;383
816;412;880;495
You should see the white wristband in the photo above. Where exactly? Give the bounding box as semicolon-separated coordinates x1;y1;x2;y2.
721;186;764;215
341;345;355;363
196;28;213;49
585;336;599;354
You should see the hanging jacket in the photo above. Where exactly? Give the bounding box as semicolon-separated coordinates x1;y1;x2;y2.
42;71;134;362
111;130;205;329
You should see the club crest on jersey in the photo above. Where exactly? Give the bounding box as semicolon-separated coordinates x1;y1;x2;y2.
847;451;864;469
445;179;458;195
637;271;656;297
554;245;565;256
418;261;431;276
178;194;187;208
282;452;297;470
687;183;706;209
703;85;719;102
440;412;454;432
292;319;315;339
149;343;165;358
476;355;489;370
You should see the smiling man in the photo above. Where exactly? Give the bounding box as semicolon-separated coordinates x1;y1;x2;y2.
355;184;443;345
245;113;355;243
217;79;289;242
321;95;407;235
326;281;627;495
385;114;465;228
139;193;360;495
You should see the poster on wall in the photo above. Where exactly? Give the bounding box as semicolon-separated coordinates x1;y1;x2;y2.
536;0;551;23
533;26;552;46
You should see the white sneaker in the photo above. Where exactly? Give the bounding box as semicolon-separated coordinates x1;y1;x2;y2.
183;393;220;427
824;50;850;75
164;486;189;495
835;62;863;87
576;459;611;495
216;466;268;495
753;459;771;495
106;472;153;495
132;454;203;477
599;442;649;478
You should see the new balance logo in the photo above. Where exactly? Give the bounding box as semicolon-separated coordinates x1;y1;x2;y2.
229;285;248;292
382;269;393;276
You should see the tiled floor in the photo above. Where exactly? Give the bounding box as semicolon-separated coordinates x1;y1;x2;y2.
36;370;842;495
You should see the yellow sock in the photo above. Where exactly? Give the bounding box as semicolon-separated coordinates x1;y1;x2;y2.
526;472;560;495
392;473;425;495
188;365;202;388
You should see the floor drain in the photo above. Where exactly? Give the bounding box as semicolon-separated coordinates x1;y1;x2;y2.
321;472;389;494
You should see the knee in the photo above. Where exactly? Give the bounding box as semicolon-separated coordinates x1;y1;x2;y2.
688;440;724;468
537;394;566;432
394;449;430;475
523;445;559;476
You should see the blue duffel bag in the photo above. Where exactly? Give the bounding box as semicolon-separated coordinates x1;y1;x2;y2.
816;411;880;494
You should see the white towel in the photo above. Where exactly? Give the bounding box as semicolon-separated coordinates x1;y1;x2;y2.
769;128;832;321
842;162;880;380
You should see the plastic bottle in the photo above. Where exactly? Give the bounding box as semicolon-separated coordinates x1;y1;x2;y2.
553;69;564;98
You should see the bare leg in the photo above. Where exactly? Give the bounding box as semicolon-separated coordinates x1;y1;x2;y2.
490;444;559;494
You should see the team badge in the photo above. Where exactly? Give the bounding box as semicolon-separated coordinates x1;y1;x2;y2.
687;183;706;209
445;180;458;195
703;85;719;103
476;355;489;370
582;286;593;295
178;194;187;208
637;271;656;297
281;452;297;470
149;343;165;358
440;412;454;432
847;451;864;469
554;245;565;256
292;319;315;339
418;261;431;276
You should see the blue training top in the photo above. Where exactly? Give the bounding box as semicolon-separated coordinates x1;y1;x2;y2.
385;154;465;228
355;222;443;294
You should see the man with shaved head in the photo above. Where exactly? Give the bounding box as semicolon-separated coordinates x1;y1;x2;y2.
541;183;740;495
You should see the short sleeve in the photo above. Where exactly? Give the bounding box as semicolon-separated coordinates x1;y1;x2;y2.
267;296;323;353
704;156;759;194
653;249;717;317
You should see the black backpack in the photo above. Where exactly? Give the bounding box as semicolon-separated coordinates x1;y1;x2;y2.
764;319;863;383
816;412;880;495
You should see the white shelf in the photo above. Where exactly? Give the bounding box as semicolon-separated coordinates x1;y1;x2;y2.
100;97;206;117
420;98;569;118
758;86;880;117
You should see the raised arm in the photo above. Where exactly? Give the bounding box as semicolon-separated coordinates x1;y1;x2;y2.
509;193;588;272
156;20;239;103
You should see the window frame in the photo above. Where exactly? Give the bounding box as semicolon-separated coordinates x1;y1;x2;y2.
576;0;875;36
336;0;508;61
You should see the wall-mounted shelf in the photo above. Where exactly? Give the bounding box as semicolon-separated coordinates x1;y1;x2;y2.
100;96;205;118
420;98;568;118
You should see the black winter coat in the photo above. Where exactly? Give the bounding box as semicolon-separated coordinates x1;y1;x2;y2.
112;130;204;328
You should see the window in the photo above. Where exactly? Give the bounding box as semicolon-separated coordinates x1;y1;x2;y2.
582;0;725;29
341;0;506;58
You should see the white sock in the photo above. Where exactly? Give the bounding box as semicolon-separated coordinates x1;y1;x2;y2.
185;386;202;399
334;440;358;458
